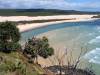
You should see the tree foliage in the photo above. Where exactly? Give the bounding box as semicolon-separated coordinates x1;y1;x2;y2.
24;36;54;63
0;21;21;53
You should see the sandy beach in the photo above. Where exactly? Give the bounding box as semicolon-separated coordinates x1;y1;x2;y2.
0;15;98;32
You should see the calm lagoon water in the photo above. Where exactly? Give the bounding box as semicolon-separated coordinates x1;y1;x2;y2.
21;20;100;75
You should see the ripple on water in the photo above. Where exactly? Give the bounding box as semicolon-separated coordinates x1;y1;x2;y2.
88;36;100;44
84;48;100;64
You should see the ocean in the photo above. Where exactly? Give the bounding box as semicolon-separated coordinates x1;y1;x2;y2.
21;19;100;75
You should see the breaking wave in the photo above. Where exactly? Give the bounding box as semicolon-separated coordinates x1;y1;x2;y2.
84;48;100;64
88;36;100;44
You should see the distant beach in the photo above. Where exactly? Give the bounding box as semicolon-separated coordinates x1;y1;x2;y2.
0;15;98;32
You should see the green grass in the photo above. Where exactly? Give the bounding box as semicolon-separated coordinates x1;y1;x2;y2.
0;52;44;75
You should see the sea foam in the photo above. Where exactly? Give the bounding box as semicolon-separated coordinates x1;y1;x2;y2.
88;36;100;44
84;48;100;64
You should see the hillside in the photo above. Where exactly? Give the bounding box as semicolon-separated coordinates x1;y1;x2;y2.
0;50;96;75
0;9;100;16
0;52;45;75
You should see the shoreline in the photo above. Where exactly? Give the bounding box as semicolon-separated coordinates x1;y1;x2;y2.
0;15;98;32
19;18;98;33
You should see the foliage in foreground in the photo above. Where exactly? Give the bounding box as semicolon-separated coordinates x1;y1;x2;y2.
24;36;54;63
0;52;39;75
0;21;21;53
46;48;95;75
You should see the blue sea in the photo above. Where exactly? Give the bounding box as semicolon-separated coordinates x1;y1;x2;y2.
21;19;100;75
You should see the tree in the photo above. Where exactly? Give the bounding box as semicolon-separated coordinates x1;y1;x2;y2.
24;36;54;64
0;21;21;53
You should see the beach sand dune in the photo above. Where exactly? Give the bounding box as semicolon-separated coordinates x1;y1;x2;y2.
0;15;98;32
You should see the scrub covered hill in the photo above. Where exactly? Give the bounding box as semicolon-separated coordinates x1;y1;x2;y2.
0;9;100;16
0;52;43;75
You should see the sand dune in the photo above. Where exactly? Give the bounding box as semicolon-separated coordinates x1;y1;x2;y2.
0;15;98;32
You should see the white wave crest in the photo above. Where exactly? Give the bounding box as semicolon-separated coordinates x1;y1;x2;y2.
88;36;100;44
84;48;100;64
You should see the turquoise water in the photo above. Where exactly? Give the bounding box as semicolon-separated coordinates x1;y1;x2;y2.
21;20;100;75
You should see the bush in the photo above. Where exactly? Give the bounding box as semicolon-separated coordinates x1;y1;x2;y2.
0;21;21;53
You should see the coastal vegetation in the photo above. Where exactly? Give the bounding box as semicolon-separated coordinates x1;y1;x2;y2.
92;15;100;18
9;19;74;25
0;21;21;53
0;21;96;75
23;36;54;64
0;9;100;16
